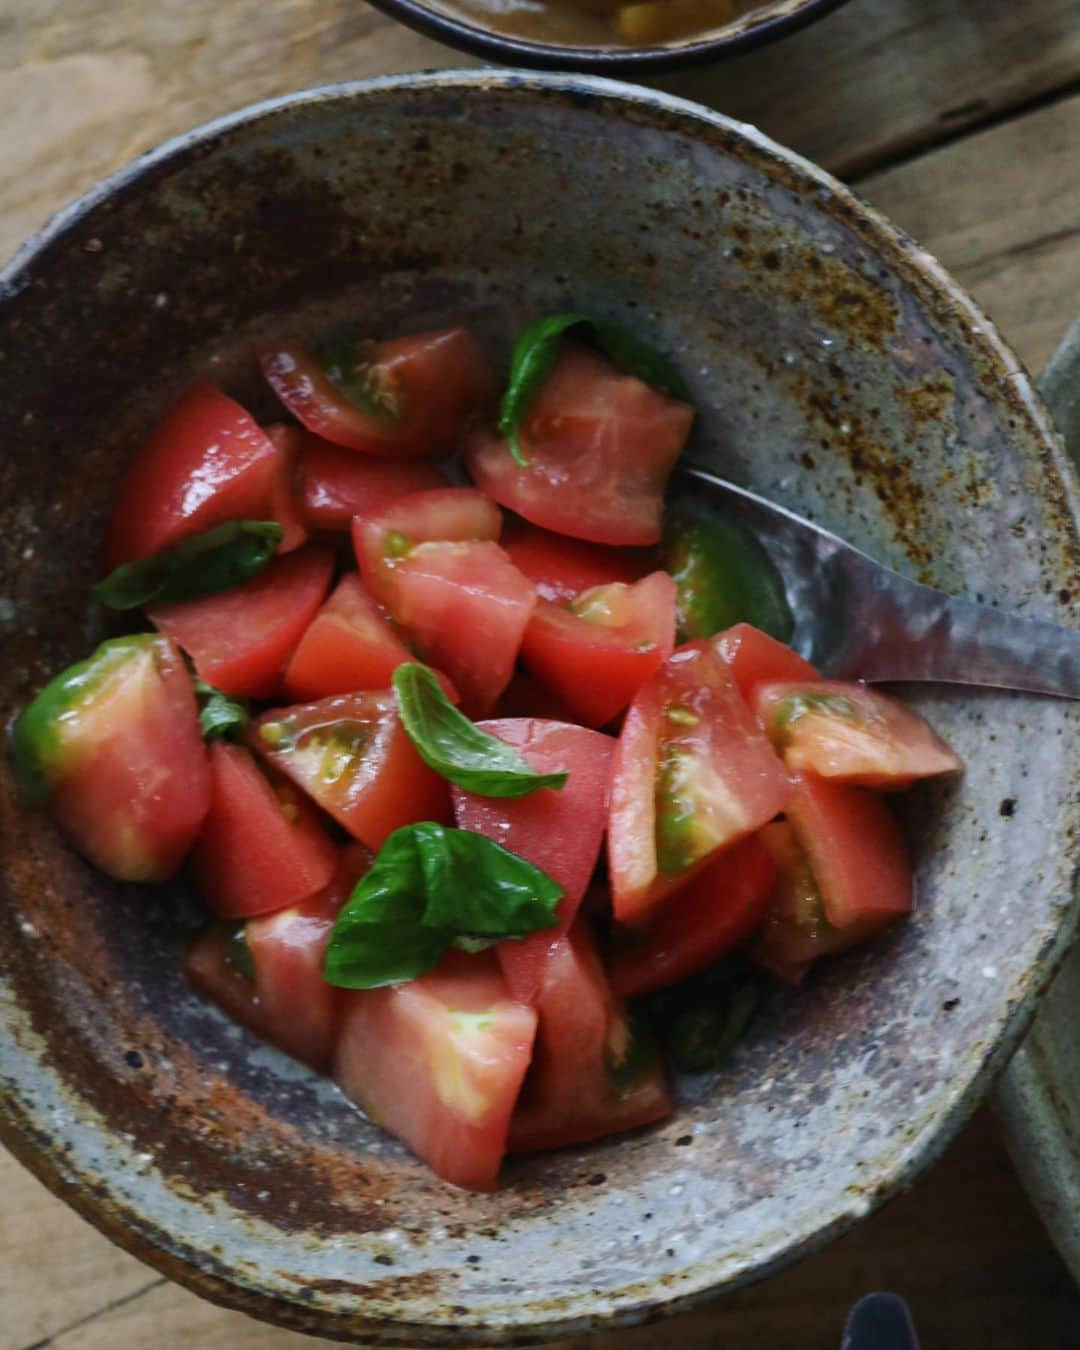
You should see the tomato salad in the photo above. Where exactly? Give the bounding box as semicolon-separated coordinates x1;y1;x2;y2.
13;316;962;1190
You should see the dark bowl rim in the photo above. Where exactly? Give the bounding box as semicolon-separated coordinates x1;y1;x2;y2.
1;68;1077;1348
362;0;852;73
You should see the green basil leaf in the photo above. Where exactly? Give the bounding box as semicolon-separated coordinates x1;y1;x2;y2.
193;678;250;743
320;338;400;422
497;313;691;468
93;520;283;611
392;663;568;798
323;822;562;990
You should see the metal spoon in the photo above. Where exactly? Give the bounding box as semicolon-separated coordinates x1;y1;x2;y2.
681;465;1079;697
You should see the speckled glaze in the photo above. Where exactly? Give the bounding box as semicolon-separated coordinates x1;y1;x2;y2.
361;0;851;75
0;73;1077;1345
994;317;1080;1284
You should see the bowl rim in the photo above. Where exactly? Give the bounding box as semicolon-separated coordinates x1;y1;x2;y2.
359;0;853;74
1;68;1077;1347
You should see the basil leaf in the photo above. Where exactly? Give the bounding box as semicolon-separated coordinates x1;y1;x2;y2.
323;822;562;990
392;663;568;798
497;313;691;468
193;678;250;743
320;338;400;422
93;520;283;611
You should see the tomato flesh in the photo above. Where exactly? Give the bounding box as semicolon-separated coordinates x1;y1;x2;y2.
466;343;693;546
509;923;671;1153
711;623;819;701
608;640;790;924
755;680;963;789
748;822;889;984
149;545;334;698
385;540;536;718
298;432;448;531
252;690;451;849
353;487;502;602
520;571;677;728
451;718;616;1004
185;843;370;1068
785;771;913;929
194;742;338;918
500;519;649;602
259;328;496;458
282;573;416;703
18;635;210;882
334;950;537;1190
609;835;776;998
103;382;303;570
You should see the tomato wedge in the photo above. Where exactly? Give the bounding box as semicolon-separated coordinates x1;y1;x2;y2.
711;623;819;701
609;835;776;998
13;634;210;883
608;641;790;925
509;923;671;1153
520;571;677;728
103;382;303;570
466;343;693;546
352;487;502;602
298;433;449;532
259;328;496;458
500;520;649;602
282;573;416;703
252;690;451;849
785;771;912;929
193;742;338;919
755;680;963;789
451;719;616;1004
185;843;370;1068
748;822;892;985
149;545;334;698
334;950;537;1190
385;540;536;718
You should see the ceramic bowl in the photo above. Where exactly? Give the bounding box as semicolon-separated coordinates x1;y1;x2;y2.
362;0;851;74
0;72;1077;1345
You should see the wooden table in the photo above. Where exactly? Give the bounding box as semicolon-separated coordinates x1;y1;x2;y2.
1;2;1078;1346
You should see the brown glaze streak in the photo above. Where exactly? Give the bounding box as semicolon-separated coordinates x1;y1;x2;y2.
0;74;1077;1346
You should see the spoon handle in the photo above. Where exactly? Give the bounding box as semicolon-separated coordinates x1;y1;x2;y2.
826;565;1080;697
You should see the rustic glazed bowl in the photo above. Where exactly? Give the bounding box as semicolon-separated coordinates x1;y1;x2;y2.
0;72;1077;1345
362;0;850;74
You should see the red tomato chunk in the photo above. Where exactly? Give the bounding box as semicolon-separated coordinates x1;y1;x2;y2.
711;622;819;700
501;520;649;602
467;344;693;546
334;951;537;1190
259;328;496;458
298;432;449;532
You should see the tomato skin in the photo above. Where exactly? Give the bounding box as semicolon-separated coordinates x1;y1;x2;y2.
334;950;537;1190
185;843;370;1068
508;923;671;1154
608;641;790;925
385;540;537;718
261;424;313;553
19;635;211;882
748;822;889;984
103;383;302;570
252;690;451;850
500;520;649;602
520;571;677;729
785;772;912;929
609;835;776;998
282;573;415;702
754;680;963;789
149;545;334;699
711;623;819;701
466;343;693;546
451;719;616;1004
353;487;503;602
298;433;449;532
259;329;496;458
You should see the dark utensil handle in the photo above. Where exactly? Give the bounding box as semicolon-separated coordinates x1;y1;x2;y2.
842;1292;920;1350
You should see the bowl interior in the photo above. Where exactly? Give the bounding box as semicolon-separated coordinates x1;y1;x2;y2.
0;73;1077;1344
